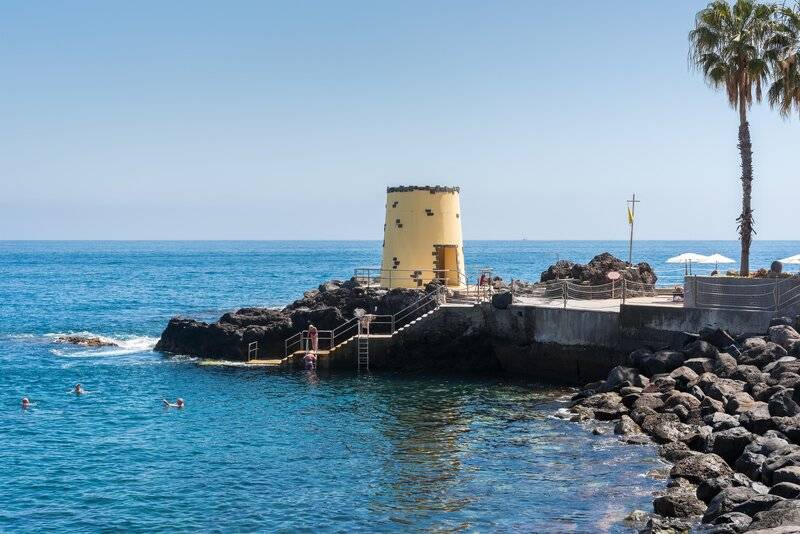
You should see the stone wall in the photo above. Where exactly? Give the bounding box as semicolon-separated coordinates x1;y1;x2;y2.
319;299;792;385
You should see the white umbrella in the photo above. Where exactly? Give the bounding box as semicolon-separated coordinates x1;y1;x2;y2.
697;253;736;271
666;253;709;275
666;253;710;263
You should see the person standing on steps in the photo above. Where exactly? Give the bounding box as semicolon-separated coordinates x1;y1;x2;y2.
308;324;318;353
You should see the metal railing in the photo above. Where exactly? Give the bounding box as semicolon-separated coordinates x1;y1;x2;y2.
692;276;800;313
510;278;658;308
354;267;469;288
283;285;446;357
353;266;499;304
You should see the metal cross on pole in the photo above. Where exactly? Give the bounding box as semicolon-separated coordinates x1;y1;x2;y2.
627;194;640;265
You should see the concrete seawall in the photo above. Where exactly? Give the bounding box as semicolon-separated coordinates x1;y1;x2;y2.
322;298;781;384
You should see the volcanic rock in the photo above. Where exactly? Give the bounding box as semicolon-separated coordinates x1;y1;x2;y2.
54;335;117;347
653;486;706;518
539;252;657;286
671;453;733;484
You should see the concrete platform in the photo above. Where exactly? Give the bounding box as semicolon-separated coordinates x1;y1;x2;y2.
245;359;285;367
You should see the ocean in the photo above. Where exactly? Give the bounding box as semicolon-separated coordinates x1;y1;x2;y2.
1;240;798;532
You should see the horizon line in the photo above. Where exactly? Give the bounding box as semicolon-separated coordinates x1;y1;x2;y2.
2;238;800;243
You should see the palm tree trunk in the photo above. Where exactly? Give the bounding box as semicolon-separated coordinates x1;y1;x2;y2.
737;99;754;277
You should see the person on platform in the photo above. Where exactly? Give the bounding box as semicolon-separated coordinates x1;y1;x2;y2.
308;324;319;353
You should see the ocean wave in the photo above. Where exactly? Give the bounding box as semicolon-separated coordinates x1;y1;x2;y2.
45;332;159;357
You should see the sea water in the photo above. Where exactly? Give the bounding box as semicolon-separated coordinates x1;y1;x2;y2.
1;240;798;532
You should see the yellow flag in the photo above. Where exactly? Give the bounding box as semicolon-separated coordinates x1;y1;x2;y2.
627;206;634;225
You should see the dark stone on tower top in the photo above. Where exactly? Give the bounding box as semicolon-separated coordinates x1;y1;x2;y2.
386;185;460;194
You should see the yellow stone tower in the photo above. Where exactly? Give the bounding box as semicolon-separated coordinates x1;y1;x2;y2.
380;185;465;288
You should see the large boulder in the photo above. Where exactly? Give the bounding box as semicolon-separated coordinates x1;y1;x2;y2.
627;348;654;369
774;466;800;486
539;259;576;282
730;365;765;386
770;482;800;499
684;357;715;375
704;377;746;403
672;453;734;484
710;512;752;533
653;487;706;518
710;427;754;465
700;327;736;350
670;366;700;391
715;353;739;378
709;412;740;431
634;393;665;412
746;499;800;531
684;340;720;359
773;416;800;444
490;291;512;310
614;414;643;436
573;392;627;420
641;413;695;443
735;450;767;481
770;389;800;417
730;494;784;518
738;402;776;435
702;487;758;523
762;447;800;485
770;325;800;350
740;342;788;368
603;366;649;391
659;442;696;463
726;392;757;416
640;351;686;376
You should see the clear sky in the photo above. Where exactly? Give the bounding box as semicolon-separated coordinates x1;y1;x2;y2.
1;1;797;240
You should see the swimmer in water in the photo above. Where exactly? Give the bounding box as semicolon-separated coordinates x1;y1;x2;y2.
162;398;185;409
303;351;317;370
21;397;31;409
74;383;85;395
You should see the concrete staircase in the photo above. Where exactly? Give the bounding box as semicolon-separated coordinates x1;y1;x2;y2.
280;306;443;368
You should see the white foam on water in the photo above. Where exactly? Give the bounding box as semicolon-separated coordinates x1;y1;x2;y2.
197;359;250;367
45;332;159;358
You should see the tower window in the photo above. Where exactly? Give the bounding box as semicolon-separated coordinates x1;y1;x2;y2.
392;201;399;208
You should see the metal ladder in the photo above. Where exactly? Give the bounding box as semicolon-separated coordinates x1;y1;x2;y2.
357;317;370;370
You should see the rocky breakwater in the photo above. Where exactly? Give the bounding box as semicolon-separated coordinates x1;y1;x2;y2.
155;278;429;360
566;318;800;533
540;252;657;286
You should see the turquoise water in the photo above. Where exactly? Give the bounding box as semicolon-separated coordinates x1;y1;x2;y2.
2;240;798;532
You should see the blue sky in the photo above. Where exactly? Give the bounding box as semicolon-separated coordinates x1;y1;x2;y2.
1;1;798;240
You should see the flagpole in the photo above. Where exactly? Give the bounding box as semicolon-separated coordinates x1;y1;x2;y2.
627;194;639;265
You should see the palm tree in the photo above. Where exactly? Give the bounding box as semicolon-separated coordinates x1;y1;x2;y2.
768;2;800;118
689;0;774;276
